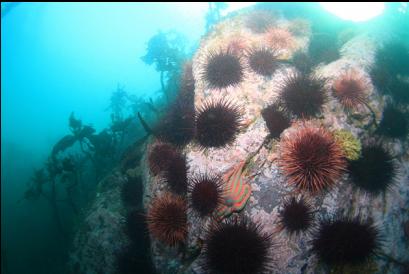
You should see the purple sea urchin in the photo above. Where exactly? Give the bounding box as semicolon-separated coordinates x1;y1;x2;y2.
278;196;314;235
312;215;382;267
195;98;242;149
202;49;245;89
202;217;274;274
261;103;291;139
188;173;224;217
163;151;188;195
347;142;398;195
280;72;327;118
154;99;195;147
248;47;280;77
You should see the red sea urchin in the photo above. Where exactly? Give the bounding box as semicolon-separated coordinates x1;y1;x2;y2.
202;217;274;274
247;47;280;77
195;98;242;149
312;215;382;267
201;48;245;89
279;124;346;193
188;172;224;217
332;69;369;110
261;103;291;139
278;196;314;236
280;72;327;118
146;193;187;246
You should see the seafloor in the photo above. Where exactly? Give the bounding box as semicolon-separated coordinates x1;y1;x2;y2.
68;9;409;274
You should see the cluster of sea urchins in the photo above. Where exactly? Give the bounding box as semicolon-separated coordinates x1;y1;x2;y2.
279;124;346;193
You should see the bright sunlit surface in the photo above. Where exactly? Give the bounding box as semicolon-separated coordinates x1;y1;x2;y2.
320;2;385;22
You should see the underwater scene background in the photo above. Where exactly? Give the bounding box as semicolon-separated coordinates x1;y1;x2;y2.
1;2;409;274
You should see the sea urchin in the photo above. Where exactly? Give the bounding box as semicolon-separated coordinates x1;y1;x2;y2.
188;172;224;217
202;217;273;274
332;69;369;110
347;142;398;195
148;142;179;176
278;196;314;235
312;215;381;267
202;49;244;89
248;47;280;77
195;98;242;149
261;103;291;139
279;124;346;193
163;151;188;195
146;193;187;246
280;72;327;118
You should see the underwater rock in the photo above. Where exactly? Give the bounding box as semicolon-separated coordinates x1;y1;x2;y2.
69;8;409;274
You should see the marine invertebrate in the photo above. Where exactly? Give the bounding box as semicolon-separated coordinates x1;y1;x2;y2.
146;192;187;246
163;151;188;195
279;72;327;118
261;103;291;138
312;215;382;267
148;142;178;175
215;161;252;220
154;99;195;147
201;48;245;89
279;124;347;193
245;10;275;33
188;172;224;217
264;28;295;50
121;175;143;207
195;98;242;149
247;47;280;77
291;51;314;75
278;196;314;236
347;142;398;195
225;36;249;56
332;69;370;110
202;217;273;274
333;129;362;161
125;210;150;245
376;104;408;139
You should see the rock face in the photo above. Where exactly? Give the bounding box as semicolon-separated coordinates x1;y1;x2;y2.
69;8;409;274
68;171;129;274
